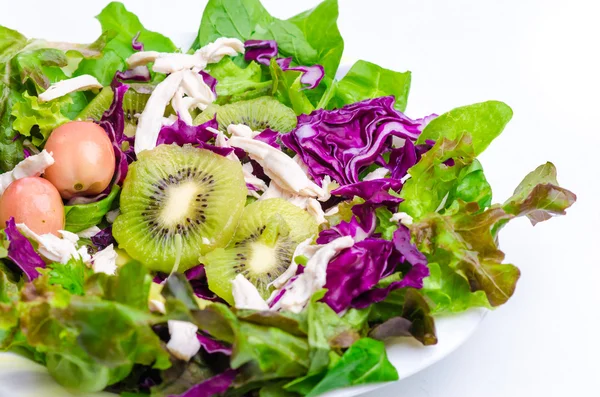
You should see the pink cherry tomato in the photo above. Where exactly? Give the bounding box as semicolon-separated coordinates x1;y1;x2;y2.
0;177;65;235
44;121;115;199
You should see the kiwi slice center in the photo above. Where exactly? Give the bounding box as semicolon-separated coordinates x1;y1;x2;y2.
247;242;279;274
160;181;203;227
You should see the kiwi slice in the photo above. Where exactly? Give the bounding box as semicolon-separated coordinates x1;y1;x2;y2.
113;144;247;273
76;85;151;137
193;97;297;133
202;198;318;304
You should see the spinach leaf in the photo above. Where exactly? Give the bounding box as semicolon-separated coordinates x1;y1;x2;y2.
287;0;344;79
331;60;411;112
64;185;120;233
304;338;398;397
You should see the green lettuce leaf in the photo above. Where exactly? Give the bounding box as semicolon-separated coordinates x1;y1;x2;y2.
206;57;272;104
330;60;411;112
444;159;493;212
417;100;513;156
75;2;177;85
368;289;437;346
4;262;170;392
64;185;120;233
269;58;314;116
0;84;24;172
412;162;576;308
302;338;398;397
41;258;91;296
0;26;28;85
399;133;476;220
11;91;70;146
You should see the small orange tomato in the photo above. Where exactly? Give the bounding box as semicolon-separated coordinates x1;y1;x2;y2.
44;121;115;199
0;177;65;235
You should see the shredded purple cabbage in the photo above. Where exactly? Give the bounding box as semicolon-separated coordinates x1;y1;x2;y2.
196;333;232;356
244;40;278;65
23;148;31;158
254;128;279;148
276;57;325;90
168;369;237;397
131;31;144;51
351;227;429;309
199;71;217;96
332;179;403;208
90;227;115;250
281;97;434;185
156;116;234;158
4;218;45;281
116;66;151;82
154;265;223;302
244;39;324;90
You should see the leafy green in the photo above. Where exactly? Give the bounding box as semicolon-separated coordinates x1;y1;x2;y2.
330;60;411;112
303;338;398;397
399;133;476;220
11;91;70;146
206;58;271;104
195;0;343;84
0;84;24;172
75;2;177;85
375;207;399;240
194;0;274;48
444;159;493;211
369;289;437;345
417;100;513;156
306;291;360;374
269;58;314;115
42;258;90;295
64;185;120;233
10;262;170;392
412;162;575;308
0;26;28;85
287;0;344;79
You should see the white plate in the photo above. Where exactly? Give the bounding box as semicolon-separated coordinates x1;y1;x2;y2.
0;16;488;397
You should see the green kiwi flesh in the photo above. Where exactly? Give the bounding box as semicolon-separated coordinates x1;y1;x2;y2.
76;85;151;137
113;144;247;273
193;96;297;133
203;198;318;304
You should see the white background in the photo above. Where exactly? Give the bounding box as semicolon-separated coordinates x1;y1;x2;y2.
1;1;599;396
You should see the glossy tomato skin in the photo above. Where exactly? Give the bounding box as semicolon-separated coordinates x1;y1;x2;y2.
44;121;115;199
0;177;65;235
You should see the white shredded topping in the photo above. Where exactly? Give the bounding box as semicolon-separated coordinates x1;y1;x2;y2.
91;244;118;275
106;209;120;224
231;274;269;310
134;71;184;154
271;236;354;313
228;137;325;198
363;168;390;181
390;212;414;226
180;69;215;110
324;205;339;217
166;320;201;361
228;124;259;139
76;226;102;239
269;237;316;289
38;75;102;102
126;38;244;74
307;198;327;225
149;299;166;314
17;223;90;264
0;150;54;195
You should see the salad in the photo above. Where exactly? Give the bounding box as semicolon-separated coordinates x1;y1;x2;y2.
0;1;576;396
